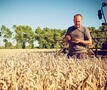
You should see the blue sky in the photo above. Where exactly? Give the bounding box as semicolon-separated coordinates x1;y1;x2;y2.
0;0;107;46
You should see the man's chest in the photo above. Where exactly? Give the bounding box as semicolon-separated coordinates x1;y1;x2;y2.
70;29;84;39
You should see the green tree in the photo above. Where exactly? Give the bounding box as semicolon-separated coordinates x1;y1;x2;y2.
35;27;67;48
88;26;107;48
35;27;43;48
3;39;13;48
25;26;35;48
13;25;35;49
97;25;107;48
13;25;24;48
1;25;13;48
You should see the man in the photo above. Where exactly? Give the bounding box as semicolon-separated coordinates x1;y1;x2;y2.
65;14;92;59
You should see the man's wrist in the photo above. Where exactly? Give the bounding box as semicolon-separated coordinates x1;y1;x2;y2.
79;40;83;43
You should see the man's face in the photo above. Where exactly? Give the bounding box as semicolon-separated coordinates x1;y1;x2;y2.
74;16;82;28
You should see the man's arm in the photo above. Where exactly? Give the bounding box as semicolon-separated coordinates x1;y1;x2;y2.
64;35;71;43
72;39;92;46
80;39;92;46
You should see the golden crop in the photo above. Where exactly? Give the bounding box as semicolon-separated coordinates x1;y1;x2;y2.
0;49;107;90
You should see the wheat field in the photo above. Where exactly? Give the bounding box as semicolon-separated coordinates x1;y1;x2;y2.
0;49;107;90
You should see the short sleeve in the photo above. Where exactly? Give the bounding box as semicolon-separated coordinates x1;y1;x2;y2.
65;26;74;38
65;28;70;39
84;27;92;40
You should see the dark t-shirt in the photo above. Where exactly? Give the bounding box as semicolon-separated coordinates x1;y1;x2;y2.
66;26;92;53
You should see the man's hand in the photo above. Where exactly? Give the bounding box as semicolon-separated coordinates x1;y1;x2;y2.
65;35;71;43
72;39;92;46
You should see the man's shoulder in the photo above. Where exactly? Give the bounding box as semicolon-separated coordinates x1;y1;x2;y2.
81;26;89;31
68;26;75;31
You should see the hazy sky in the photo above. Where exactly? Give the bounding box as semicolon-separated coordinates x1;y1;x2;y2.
0;0;107;46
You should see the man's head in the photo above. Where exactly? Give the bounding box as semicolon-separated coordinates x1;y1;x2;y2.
74;14;82;28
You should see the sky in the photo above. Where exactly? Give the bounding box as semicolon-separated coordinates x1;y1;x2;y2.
0;0;107;46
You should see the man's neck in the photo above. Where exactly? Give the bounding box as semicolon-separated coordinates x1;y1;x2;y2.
74;25;82;28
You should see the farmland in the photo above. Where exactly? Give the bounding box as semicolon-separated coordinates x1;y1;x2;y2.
0;49;107;90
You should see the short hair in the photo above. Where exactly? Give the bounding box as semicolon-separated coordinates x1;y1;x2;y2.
74;14;82;19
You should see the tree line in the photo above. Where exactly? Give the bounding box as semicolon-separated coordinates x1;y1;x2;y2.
0;25;107;49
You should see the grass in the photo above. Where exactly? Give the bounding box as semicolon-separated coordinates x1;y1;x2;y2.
0;49;107;90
